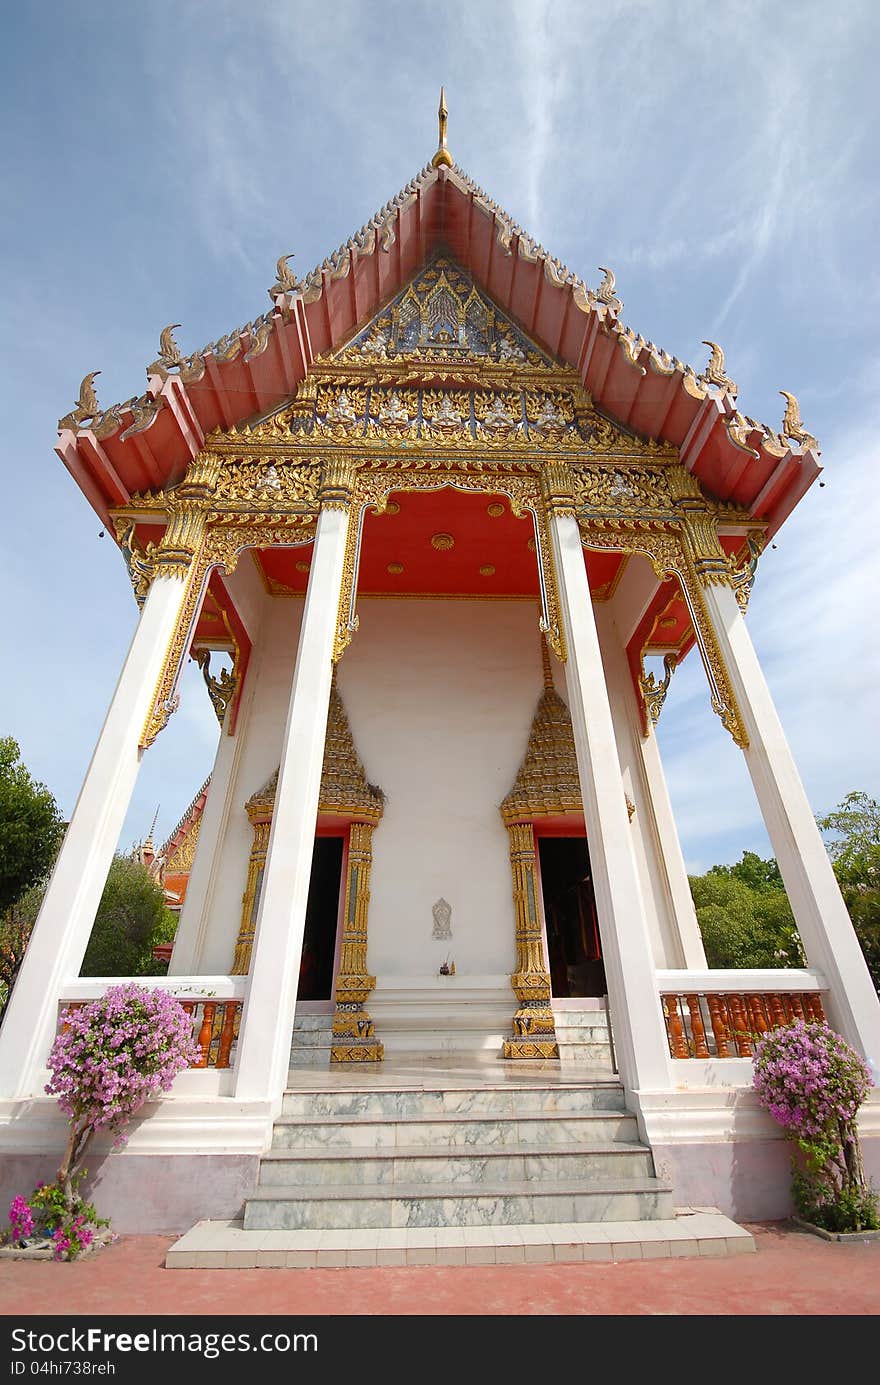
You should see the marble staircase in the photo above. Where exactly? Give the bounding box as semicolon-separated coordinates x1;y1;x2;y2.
552;1003;615;1067
167;1060;755;1265
289;1013;333;1067
242;1067;672;1232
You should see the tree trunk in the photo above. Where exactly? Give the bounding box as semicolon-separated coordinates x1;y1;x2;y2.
56;1121;92;1208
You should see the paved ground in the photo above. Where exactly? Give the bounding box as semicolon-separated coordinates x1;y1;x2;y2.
1;1222;878;1315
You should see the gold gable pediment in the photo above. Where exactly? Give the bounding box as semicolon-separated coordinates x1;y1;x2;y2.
501;645;582;824
247;673;384;825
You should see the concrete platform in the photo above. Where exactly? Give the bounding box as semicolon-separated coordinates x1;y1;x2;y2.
165;1208;754;1268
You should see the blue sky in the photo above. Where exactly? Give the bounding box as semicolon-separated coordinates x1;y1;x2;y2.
1;0;878;870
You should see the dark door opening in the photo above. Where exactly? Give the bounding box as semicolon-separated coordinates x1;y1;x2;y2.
538;836;606;998
297;836;344;1001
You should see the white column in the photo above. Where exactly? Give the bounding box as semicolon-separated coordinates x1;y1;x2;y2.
548;510;671;1092
234;503;351;1103
596;603;704;968
0;572;193;1099
702;580;880;1061
639;726;707;968
168;696;245;975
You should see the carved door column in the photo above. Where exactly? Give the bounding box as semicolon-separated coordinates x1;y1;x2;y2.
503;822;558;1059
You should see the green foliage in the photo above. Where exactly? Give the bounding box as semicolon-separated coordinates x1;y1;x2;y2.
689;851;804;968
0;737;64;915
0;881;45;1018
80;856;177;977
28;1174;109;1260
818;792;880;992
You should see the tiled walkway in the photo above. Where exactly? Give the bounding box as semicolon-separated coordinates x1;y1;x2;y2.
2;1224;878;1315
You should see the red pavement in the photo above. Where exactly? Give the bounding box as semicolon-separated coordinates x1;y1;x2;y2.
1;1224;878;1315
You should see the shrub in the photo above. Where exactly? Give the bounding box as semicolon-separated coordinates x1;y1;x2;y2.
753;1019;878;1233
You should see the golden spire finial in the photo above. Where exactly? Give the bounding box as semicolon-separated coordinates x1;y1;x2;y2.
431;86;453;169
540;634;555;691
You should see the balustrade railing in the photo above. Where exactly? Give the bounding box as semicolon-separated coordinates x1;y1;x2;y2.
56;978;246;1072
656;969;827;1060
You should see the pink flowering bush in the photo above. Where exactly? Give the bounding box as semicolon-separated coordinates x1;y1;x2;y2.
45;983;199;1209
7;1195;33;1245
3;985;197;1259
753;1019;878;1233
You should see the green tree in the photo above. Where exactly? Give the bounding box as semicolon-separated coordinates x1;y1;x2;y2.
0;881;45;1018
0;737;64;915
818;791;880;992
80;855;177;978
690;851;804;969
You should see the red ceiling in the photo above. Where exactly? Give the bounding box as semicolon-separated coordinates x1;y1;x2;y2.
252;489;624;599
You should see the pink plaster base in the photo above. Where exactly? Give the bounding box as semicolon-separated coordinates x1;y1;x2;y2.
0;1153;259;1232
654;1135;880;1221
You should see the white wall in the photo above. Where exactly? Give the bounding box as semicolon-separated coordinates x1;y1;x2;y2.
345;599;544;983
190;592;681;990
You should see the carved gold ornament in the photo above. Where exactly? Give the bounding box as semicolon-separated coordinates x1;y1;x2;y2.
58;371;102;432
195;648;237;726
487;502;505;517
479;564;496;576
779;391;819;453
387;562;404;574
431;532;455;551
699;341;737;396
431;86;454;169
639;652;678;728
503;821;559;1060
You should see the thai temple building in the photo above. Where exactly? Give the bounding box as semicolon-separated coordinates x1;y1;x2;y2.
2;97;878;1259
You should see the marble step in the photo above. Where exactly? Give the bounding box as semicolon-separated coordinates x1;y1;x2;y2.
291;1031;333;1048
288;1050;332;1067
553;1011;609;1027
242;1175;675;1230
257;1142;655;1187
271;1109;639;1150
168;1211;755;1268
556;1042;615;1065
281;1081;625;1119
293;1014;334;1031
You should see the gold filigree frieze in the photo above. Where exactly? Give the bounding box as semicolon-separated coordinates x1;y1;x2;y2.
579;525;749;748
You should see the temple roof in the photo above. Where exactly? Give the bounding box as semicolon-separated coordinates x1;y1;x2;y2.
56;141;821;538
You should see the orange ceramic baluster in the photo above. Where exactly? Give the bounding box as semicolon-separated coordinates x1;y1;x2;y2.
216;1002;237;1069
685;995;710;1058
663;995;689;1058
707;995;731;1057
728;995;753;1057
195;1002;216;1068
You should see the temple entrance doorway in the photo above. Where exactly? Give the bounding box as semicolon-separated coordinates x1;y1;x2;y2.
297;836;344;1002
538;836;606;998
